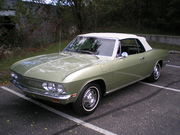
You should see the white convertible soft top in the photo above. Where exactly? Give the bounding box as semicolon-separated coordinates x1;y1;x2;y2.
80;33;152;51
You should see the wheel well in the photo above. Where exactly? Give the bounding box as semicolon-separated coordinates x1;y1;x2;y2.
91;79;106;96
158;60;163;68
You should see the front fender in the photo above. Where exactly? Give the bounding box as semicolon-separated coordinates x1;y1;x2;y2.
62;65;105;101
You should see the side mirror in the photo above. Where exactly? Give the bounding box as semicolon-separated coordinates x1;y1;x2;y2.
121;52;128;58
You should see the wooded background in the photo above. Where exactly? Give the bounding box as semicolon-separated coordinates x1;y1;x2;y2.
0;0;180;49
57;0;180;34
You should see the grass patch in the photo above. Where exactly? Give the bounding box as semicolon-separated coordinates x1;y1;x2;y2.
0;41;68;71
0;41;68;85
0;74;10;86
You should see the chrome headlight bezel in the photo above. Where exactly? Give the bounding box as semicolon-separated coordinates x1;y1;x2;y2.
42;82;66;96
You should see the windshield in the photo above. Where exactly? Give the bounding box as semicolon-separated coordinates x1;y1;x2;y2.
64;36;115;56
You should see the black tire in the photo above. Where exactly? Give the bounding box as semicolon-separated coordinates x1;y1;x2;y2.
73;83;101;116
147;62;161;82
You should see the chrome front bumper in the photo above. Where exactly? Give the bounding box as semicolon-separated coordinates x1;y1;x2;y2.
11;79;72;104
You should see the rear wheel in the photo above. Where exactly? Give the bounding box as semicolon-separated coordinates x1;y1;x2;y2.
73;83;101;115
147;62;161;82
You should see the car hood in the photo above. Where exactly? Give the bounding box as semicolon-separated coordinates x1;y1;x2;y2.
11;53;99;82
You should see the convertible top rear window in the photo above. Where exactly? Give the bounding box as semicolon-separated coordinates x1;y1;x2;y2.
64;36;115;56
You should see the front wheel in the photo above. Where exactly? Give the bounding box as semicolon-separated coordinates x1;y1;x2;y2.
73;83;101;116
147;62;161;82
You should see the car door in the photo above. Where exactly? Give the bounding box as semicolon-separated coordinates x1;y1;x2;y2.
109;38;147;91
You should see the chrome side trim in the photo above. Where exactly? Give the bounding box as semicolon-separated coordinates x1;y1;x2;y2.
105;75;150;95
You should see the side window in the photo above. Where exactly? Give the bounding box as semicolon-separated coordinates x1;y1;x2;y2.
135;39;145;53
120;39;145;56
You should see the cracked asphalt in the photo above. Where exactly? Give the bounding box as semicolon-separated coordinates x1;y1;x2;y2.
0;53;180;135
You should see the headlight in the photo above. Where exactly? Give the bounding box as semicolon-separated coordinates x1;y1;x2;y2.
42;82;48;91
56;84;64;93
11;72;18;79
42;82;66;95
47;83;56;91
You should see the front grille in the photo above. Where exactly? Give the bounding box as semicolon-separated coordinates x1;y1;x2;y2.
24;78;42;89
15;73;43;89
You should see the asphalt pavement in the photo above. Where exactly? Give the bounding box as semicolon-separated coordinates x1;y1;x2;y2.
0;53;180;135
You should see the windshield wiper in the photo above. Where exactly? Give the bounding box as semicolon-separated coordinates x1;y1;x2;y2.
78;50;99;59
78;50;95;54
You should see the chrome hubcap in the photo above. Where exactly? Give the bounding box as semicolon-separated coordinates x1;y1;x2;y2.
153;64;160;80
82;86;99;111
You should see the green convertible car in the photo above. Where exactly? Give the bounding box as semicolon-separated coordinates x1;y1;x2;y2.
10;33;168;115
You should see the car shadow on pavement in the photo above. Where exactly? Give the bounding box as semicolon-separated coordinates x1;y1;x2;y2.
50;82;163;135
